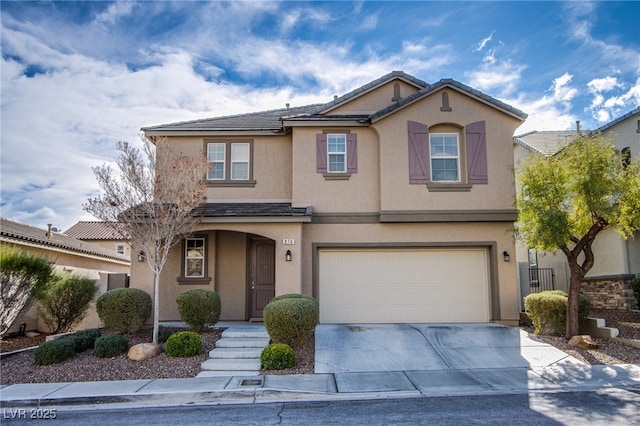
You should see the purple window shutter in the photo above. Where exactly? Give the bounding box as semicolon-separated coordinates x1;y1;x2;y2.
466;121;488;184
407;121;430;184
316;133;327;173
347;133;358;173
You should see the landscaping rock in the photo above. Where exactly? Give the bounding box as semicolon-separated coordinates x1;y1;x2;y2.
569;335;599;349
127;343;162;361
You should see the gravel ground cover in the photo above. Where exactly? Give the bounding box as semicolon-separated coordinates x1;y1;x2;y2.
1;310;637;385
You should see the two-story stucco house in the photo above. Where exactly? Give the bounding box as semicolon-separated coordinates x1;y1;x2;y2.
138;71;527;325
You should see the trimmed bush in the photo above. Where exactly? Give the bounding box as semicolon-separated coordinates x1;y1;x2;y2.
263;297;319;347
93;334;129;358
72;328;102;352
36;275;98;334
631;277;640;309
270;293;319;310
34;339;76;365
261;343;295;370
176;289;221;333
165;331;203;357
96;288;152;333
524;290;591;336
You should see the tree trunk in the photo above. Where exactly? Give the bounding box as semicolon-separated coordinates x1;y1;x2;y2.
152;270;160;344
566;265;585;339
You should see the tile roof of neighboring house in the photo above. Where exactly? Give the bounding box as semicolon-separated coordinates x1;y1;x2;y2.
65;221;129;240
513;130;580;155
0;218;130;263
199;203;311;217
592;106;640;134
141;71;526;133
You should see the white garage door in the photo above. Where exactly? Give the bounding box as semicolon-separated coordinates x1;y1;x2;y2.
319;248;490;323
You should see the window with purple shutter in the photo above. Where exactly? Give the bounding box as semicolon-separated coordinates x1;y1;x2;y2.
465;121;488;184
407;121;430;184
317;133;357;176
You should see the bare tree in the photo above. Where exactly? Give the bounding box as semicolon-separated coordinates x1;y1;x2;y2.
84;137;207;343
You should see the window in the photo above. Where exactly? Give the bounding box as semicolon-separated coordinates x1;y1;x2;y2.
429;133;460;182
206;141;254;185
185;238;205;278
327;134;347;173
115;244;125;255
316;132;357;179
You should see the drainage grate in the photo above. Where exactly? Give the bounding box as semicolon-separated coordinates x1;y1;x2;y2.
240;378;263;386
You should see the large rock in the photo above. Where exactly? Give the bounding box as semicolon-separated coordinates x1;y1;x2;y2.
128;343;162;361
568;335;599;349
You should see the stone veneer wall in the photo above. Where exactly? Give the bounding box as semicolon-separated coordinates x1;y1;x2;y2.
581;275;638;310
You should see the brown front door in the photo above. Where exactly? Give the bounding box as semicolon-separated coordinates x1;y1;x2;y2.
249;238;275;319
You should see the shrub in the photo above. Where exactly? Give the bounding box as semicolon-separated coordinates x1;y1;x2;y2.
0;247;54;338
96;288;152;333
261;343;295;370
263;297;319;347
165;331;203;357
176;289;221;333
631;277;640;309
93;334;129;358
270;293;319;310
72;328;102;352
36;275;98;334
34;339;76;365
524;290;591;336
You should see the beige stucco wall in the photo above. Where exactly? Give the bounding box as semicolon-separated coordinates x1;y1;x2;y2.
329;80;421;115
291;126;380;212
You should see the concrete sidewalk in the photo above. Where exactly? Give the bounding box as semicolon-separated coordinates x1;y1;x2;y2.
2;363;639;409
2;322;640;409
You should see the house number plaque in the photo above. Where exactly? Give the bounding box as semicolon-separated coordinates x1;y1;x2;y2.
282;239;295;245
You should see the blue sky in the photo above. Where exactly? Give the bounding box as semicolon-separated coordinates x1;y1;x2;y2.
1;1;639;231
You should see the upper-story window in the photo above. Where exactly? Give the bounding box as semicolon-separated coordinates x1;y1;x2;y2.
429;133;460;182
115;244;126;255
327;134;347;173
316;132;358;180
206;141;255;186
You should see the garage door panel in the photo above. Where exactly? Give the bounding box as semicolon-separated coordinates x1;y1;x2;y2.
319;249;489;323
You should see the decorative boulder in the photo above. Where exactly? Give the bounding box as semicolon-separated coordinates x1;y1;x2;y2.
568;335;599;349
128;343;162;361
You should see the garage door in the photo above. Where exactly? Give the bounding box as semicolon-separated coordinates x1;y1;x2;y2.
319;248;489;323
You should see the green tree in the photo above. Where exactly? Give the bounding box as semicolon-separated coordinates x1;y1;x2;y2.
0;247;54;337
517;132;640;338
36;275;99;334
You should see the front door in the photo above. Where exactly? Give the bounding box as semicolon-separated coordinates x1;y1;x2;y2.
249;238;275;319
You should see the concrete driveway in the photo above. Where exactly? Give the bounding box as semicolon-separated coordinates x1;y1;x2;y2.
315;323;581;374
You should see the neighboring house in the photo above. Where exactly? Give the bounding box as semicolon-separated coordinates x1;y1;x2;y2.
513;107;640;309
0;218;130;333
139;71;527;325
66;221;131;259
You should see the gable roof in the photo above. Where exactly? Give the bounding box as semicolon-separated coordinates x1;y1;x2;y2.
142;71;526;134
65;221;129;241
592;106;640;134
0;218;130;263
513;130;579;155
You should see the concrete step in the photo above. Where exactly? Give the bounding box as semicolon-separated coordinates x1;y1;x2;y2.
201;358;261;371
222;328;269;339
209;347;263;359
196;370;261;378
215;337;270;348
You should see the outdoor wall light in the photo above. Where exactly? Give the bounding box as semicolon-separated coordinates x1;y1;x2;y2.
285;250;292;262
503;251;510;262
137;251;145;262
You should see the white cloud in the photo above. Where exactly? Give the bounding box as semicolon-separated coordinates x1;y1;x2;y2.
587;76;623;94
92;1;137;26
475;31;494;52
